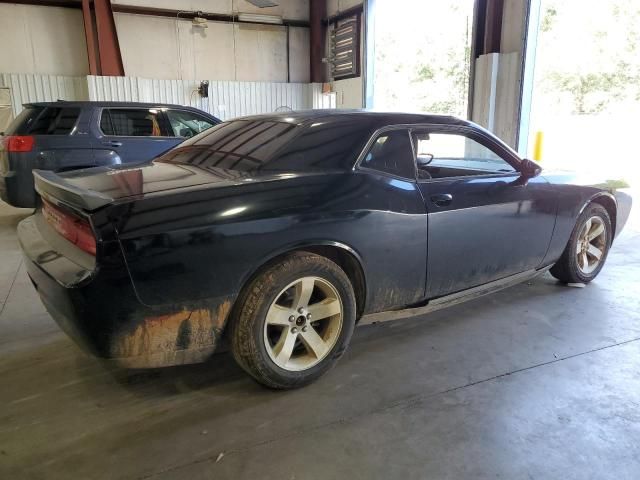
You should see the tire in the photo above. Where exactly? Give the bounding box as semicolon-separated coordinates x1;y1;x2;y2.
550;203;612;284
230;251;356;389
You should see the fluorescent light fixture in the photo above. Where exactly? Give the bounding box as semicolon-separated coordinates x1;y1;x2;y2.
237;13;283;24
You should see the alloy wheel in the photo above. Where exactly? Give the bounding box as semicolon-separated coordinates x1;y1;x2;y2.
576;216;607;275
263;276;343;371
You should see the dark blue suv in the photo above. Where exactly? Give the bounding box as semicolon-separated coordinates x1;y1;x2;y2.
0;101;220;207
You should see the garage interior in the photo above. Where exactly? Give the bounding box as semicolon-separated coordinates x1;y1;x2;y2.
1;1;639;479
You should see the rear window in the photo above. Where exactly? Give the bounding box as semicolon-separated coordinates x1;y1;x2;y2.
157;119;375;172
100;108;164;137
5;106;80;135
4;107;42;135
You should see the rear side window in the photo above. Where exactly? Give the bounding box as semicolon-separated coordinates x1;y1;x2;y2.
159;120;301;170
158;118;377;172
360;129;416;179
4;107;42;135
100;108;164;137
5;107;80;135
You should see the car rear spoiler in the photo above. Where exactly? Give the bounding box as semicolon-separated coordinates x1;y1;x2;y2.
33;169;112;212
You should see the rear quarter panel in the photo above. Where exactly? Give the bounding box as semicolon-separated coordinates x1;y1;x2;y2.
113;171;428;315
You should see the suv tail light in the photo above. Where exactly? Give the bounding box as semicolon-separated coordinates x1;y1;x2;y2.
42;200;97;256
2;135;35;152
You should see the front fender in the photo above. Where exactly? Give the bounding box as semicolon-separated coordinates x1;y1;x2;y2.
540;171;632;265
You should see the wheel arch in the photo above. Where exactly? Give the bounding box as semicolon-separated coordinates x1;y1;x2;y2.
585;192;617;243
235;241;368;321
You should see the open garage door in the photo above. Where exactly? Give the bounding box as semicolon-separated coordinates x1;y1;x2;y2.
370;0;475;118
523;0;640;187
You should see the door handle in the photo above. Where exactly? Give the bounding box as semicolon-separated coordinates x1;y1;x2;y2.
102;140;122;147
430;193;453;207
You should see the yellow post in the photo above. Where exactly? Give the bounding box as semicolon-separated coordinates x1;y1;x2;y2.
532;131;544;162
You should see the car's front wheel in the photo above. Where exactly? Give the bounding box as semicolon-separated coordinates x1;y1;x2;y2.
230;252;356;389
550;203;612;283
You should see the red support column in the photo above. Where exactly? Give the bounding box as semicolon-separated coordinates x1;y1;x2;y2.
82;0;124;76
309;0;327;83
93;0;124;76
81;0;99;75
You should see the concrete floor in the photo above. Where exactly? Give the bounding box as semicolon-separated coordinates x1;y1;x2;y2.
1;198;639;480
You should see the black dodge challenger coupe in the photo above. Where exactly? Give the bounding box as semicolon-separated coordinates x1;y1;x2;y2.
18;111;632;388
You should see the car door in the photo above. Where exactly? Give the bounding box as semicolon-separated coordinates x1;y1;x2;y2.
93;107;180;165
411;125;557;298
163;108;218;140
355;127;429;311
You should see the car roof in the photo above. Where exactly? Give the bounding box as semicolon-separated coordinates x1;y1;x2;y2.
24;101;210;111
237;109;473;127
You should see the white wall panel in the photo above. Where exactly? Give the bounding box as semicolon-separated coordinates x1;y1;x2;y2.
0;74;89;116
114;8;309;82
327;0;363;16
495;52;521;148
0;4;88;76
471;52;520;148
289;27;311;83
333;77;363;109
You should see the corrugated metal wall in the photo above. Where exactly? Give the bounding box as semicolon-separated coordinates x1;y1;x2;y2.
0;73;332;120
0;73;89;116
87;76;325;120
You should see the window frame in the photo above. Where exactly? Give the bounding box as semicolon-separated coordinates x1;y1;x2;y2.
97;107;172;138
354;123;525;183
164;108;218;139
409;124;522;183
353;125;418;181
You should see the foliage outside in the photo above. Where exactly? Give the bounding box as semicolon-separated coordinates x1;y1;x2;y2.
373;0;474;118
535;0;640;115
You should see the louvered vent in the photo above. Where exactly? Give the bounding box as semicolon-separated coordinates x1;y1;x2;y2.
329;17;360;79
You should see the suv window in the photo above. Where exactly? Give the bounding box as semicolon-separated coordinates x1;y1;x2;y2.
412;131;516;180
360;129;415;179
166;110;215;138
7;107;80;135
4;107;42;135
100;108;163;137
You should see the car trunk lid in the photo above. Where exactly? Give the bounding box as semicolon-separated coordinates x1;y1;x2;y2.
33;161;248;212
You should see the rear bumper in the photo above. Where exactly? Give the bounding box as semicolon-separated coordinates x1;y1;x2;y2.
18;214;231;368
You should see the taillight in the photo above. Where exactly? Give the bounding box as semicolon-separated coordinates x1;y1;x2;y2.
42;200;97;256
2;135;35;152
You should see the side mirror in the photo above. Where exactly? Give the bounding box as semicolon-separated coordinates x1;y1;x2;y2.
520;158;542;178
511;158;542;187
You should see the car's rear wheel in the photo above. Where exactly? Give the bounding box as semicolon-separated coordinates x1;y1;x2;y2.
550;203;611;284
230;252;356;389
